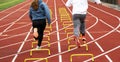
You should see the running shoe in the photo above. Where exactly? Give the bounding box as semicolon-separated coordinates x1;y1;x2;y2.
36;46;40;50
74;36;81;48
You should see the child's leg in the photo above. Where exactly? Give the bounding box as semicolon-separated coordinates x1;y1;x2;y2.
79;14;86;41
72;14;81;47
37;19;46;47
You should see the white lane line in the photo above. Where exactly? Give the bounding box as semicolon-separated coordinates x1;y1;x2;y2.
89;4;120;21
0;11;29;35
0;20;62;50
105;55;113;62
0;0;29;13
0;36;32;49
63;0;119;61
0;32;28;42
56;21;62;62
54;0;62;62
87;31;112;62
11;27;32;62
0;2;30;22
83;46;120;62
2;0;120;60
99;19;120;33
5;23;31;32
0;23;31;38
86;12;98;30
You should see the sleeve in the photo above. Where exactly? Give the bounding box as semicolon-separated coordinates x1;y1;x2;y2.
43;3;51;24
29;8;32;21
65;0;72;7
94;0;101;4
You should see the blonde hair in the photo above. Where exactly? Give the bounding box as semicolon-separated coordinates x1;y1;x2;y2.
31;0;39;11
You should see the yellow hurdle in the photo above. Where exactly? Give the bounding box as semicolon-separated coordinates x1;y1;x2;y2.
44;35;50;41
32;41;50;48
30;48;51;56
70;54;94;62
67;37;74;44
46;24;52;31
63;21;72;25
67;41;88;51
65;28;73;33
67;32;73;39
44;30;50;36
58;8;71;22
24;58;48;62
63;23;73;27
68;45;76;51
81;41;88;51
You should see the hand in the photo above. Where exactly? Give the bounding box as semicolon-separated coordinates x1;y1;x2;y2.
33;32;38;38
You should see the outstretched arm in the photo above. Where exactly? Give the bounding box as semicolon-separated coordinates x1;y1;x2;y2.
43;3;51;25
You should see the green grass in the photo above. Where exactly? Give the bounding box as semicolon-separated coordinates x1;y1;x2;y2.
0;0;24;11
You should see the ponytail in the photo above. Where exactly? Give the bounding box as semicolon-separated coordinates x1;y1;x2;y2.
31;0;39;11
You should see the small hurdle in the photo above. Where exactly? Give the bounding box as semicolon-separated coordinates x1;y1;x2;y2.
68;45;76;51
70;54;94;62
44;35;50;41
32;41;50;48
46;24;52;31
30;48;51;56
67;37;74;44
65;28;73;33
44;30;50;36
24;58;48;62
67;32;73;39
68;42;88;51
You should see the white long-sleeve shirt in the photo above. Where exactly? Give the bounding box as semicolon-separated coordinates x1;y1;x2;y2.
65;0;101;14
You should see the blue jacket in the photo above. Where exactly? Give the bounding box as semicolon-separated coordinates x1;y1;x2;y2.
29;0;51;24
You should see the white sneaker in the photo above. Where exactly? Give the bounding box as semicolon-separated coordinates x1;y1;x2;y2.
36;46;40;50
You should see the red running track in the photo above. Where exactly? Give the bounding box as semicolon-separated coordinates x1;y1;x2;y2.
0;0;120;62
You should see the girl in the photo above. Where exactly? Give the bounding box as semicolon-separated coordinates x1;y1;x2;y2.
65;0;101;47
29;0;51;49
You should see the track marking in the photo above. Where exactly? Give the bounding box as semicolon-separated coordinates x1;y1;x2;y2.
0;0;98;60
11;27;32;62
83;46;120;62
0;35;32;49
0;23;31;39
1;1;120;61
0;0;19;6
89;4;120;20
0;11;29;35
87;31;112;62
62;0;120;62
54;0;62;62
0;2;30;22
99;19;120;33
0;0;29;13
0;32;28;42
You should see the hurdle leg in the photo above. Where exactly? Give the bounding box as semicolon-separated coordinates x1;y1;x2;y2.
30;48;51;56
70;54;94;62
68;45;76;51
24;58;48;62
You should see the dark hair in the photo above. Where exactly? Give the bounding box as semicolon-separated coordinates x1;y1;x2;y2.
31;0;39;11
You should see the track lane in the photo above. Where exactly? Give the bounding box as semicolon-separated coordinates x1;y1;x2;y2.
0;0;120;62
